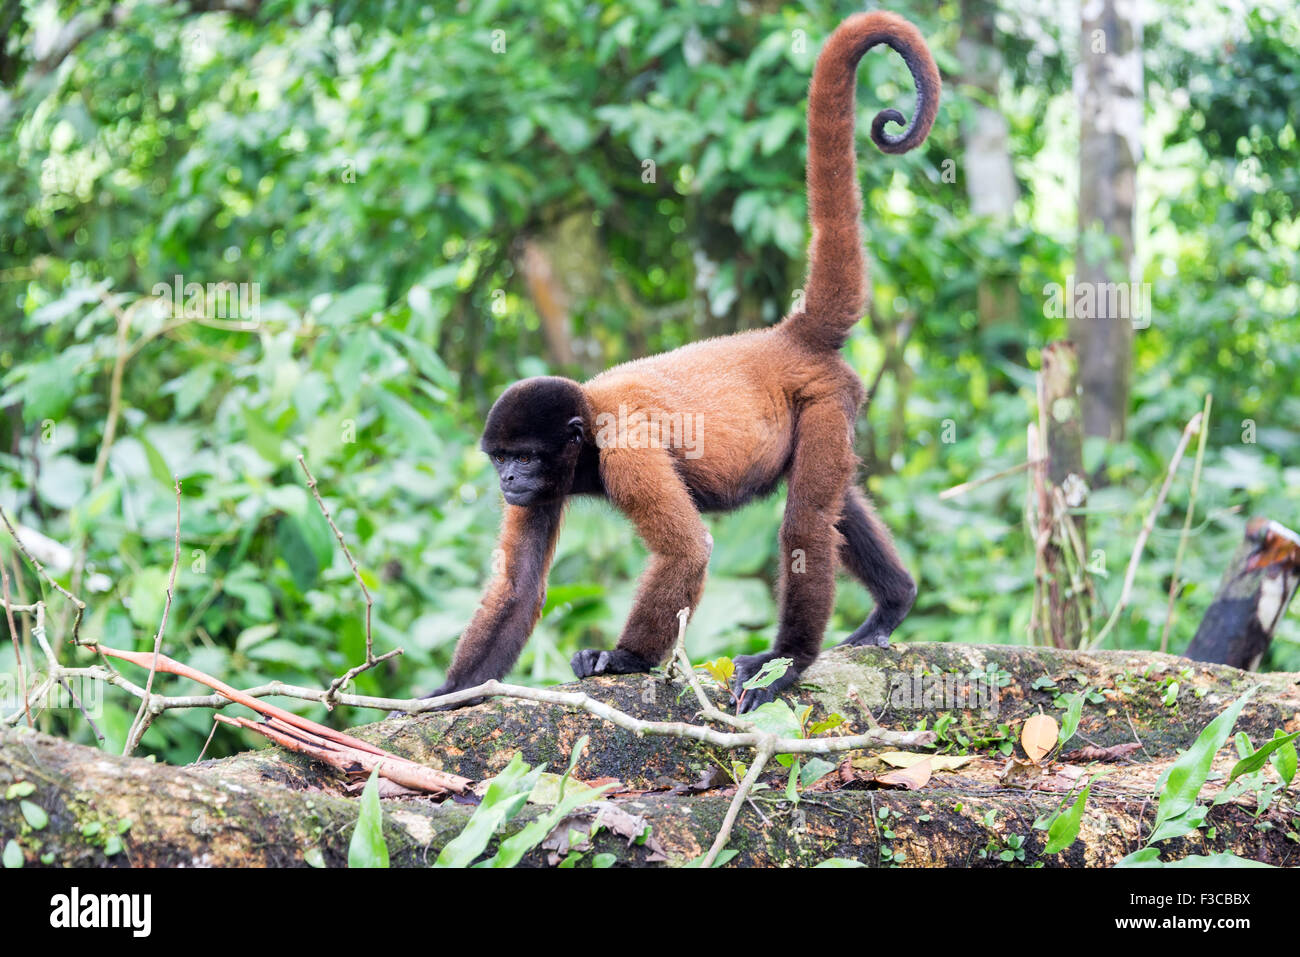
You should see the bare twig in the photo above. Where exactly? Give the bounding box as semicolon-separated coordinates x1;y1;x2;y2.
89;292;136;493
1160;394;1212;652
215;714;455;796
702;746;772;867
1;563;31;726
1088;410;1204;650
326;650;403;705
125;477;183;755
91;643;472;795
0;505;86;643
672;608;752;730
939;459;1042;500
1027;423;1053;644
296;454;398;703
59;677;105;743
85;641;934;755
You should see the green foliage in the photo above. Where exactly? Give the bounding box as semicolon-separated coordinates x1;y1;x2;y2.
1228;730;1300;784
481;735;613;867
1115;689;1282;867
434;737;609;868
739;657;793;691
1055;689;1088;749
434;753;542;868
686;848;739;868
348;767;390;869
1149;688;1256;842
1117;849;1273;869
1042;777;1093;855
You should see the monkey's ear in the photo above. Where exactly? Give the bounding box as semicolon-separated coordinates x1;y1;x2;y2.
566;415;585;445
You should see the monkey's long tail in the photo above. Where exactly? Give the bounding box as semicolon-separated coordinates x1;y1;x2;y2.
783;12;940;353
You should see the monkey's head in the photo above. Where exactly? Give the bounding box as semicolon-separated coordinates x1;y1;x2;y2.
482;376;591;507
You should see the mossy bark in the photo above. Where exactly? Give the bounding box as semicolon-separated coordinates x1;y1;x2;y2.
3;644;1298;867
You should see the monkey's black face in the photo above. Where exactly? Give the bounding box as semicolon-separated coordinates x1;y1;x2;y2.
482;376;589;508
490;450;553;506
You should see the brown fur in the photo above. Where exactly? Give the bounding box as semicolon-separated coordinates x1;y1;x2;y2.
422;12;940;711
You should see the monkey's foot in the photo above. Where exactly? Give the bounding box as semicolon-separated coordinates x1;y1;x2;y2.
732;652;802;714
570;648;655;679
839;611;903;649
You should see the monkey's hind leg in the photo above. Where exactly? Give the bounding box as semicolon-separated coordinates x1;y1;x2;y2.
836;486;917;648
571;447;711;680
734;402;855;712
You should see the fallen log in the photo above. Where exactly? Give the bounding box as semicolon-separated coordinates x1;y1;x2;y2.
2;644;1298;867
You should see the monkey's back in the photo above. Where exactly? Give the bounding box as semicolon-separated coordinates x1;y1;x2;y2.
583;325;863;510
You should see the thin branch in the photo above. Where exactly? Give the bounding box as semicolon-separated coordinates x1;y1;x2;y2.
671;608;752;730
1088;410;1204;650
326;650;403;705
125;477;183;755
91;643;472;795
402;679;936;754
1;563;31;726
59;677;105;743
296;454;396;703
0;505;86;643
702;746;772;867
215;714;454;796
1160;394;1212;653
939;459;1042;501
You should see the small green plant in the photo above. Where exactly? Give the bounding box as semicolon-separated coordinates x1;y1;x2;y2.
1040;775;1096;855
1115;688;1276;868
434;735;613;868
877;806;905;865
348;767;389;868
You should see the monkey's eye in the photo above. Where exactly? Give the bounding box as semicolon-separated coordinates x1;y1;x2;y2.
492;454;506;465
517;454;530;464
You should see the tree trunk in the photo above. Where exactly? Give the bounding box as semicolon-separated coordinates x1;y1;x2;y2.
1033;342;1089;647
1073;0;1142;440
958;0;1020;331
1186;518;1300;670
3;644;1297;867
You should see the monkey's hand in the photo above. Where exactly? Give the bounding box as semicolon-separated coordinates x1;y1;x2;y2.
571;648;655;679
732;652;802;714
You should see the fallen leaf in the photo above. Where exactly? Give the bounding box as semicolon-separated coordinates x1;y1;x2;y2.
669;766;731;795
998;757;1045;788
539;802;668;865
1061;743;1141;763
1021;713;1059;763
875;758;932;790
879;751;972;772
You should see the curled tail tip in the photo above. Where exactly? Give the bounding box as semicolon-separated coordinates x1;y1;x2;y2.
819;11;941;155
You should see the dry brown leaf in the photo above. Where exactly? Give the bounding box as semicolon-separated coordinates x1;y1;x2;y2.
1021;713;1059;763
878;751;972;772
998;757;1045;788
1061;743;1141;763
875;757;932;790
